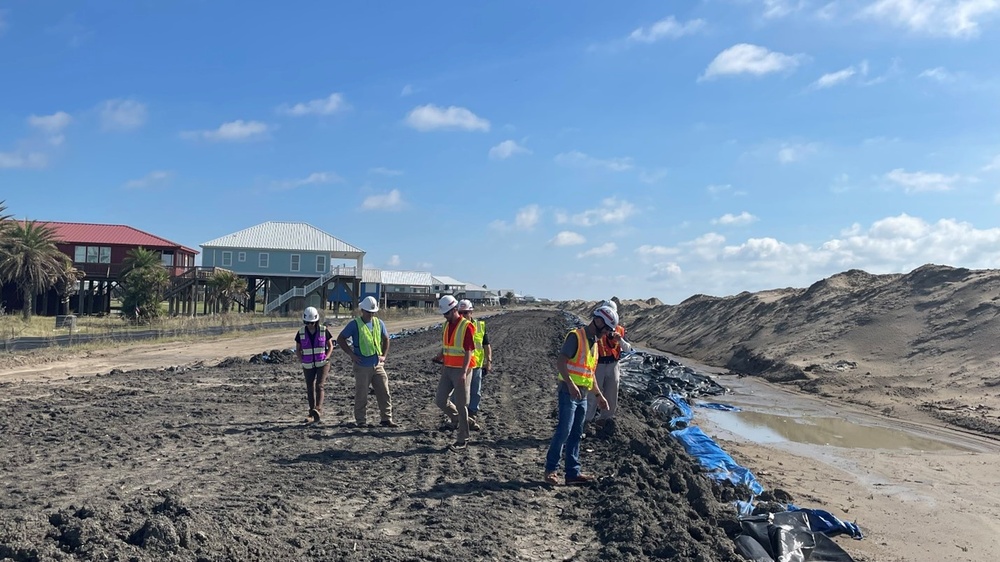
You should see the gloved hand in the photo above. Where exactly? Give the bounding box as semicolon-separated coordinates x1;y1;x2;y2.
482;367;489;376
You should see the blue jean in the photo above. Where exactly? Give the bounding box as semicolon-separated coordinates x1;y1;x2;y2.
545;385;588;477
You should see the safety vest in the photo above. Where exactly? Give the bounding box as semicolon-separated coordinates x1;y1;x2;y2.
596;325;626;360
299;326;328;368
557;328;597;390
354;316;383;357
472;319;486;367
442;318;473;368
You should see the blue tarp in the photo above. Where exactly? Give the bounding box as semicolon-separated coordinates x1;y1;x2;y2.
697;402;742;412
670;426;764;496
651;393;694;429
788;505;864;540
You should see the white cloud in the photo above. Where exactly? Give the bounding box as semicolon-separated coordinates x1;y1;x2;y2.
387;255;401;267
918;66;958;82
0;151;47;169
884;168;971;192
277;93;349;116
27;111;72;146
810;66;857;89
28;111;72;133
491;204;541;231
99;99;148;131
124;170;172;189
713;211;759;226
639;168;669;184
183;120;271;142
405;104;490;132
861;0;1000;38
647;261;683;282
762;0;806;18
577;242;618;258
554;150;634;172
700;43;805;81
273;172;342;190
628;16;706;42
370;167;403;176
400;84;415;97
707;184;733;196
984;154;1000;171
550;231;586;246
636;244;679;260
362;189;404;211
557;197;638;227
777;142;819;163
489;140;531;160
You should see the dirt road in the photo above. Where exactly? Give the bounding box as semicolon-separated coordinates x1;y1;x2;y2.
0;310;744;561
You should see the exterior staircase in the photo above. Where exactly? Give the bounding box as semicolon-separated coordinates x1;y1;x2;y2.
264;267;356;314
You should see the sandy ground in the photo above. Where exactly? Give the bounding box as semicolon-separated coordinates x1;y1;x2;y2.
3;308;998;561
0;311;743;561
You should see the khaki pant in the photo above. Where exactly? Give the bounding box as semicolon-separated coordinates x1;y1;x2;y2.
435;365;470;441
354;363;392;424
586;361;620;423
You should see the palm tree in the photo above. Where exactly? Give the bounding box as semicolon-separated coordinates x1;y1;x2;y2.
54;260;85;315
207;270;248;313
120;246;162;276
0;220;67;319
0;200;13;237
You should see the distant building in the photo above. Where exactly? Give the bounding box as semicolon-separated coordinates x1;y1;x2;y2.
432;275;466;297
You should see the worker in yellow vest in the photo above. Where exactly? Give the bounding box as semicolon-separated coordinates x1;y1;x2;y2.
544;305;616;485
453;299;491;423
336;296;397;428
433;295;478;450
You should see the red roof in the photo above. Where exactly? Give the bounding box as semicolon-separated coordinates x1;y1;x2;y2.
34;222;198;255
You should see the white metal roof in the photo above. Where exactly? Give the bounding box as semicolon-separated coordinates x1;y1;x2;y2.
463;283;492;293
361;267;382;283
381;270;433;286
201;221;365;255
432;275;465;287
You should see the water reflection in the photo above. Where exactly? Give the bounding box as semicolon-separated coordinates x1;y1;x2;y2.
700;408;968;451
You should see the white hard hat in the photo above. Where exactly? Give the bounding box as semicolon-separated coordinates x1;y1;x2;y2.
458;299;473;312
360;296;379;313
593;305;618;331
438;295;459;315
601;299;618;312
302;306;320;323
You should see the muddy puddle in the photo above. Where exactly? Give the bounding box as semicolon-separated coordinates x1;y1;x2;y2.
698;407;971;451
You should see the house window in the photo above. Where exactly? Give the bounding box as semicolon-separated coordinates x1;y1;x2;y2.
74;246;112;264
161;252;174;267
238;252;246;262
259;253;269;268
290;254;300;272
316;255;327;273
222;251;233;266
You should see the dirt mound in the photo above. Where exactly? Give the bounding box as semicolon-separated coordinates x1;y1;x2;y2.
0;310;751;561
610;264;1000;437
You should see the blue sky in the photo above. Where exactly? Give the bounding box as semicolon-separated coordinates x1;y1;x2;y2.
3;1;1000;303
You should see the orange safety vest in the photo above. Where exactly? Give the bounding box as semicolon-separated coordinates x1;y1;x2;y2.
442;318;474;368
557;328;597;390
596;325;626;360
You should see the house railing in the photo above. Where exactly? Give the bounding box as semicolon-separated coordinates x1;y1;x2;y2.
264;266;361;314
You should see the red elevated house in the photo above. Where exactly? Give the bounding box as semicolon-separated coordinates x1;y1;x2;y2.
1;221;199;316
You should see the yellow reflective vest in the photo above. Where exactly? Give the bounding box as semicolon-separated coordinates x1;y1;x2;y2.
557;327;596;391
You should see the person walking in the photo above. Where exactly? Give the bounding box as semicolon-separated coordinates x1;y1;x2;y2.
544;305;617;485
434;295;477;450
336;296;397;428
586;299;631;431
295;306;333;423
452;299;491;422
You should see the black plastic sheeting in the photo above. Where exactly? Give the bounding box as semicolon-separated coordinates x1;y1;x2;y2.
618;351;728;400
735;511;855;561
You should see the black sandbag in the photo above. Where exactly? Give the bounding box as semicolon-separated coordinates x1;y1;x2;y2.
734;534;774;562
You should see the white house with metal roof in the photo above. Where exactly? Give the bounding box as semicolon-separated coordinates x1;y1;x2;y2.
201;221;365;314
463;283;500;306
431;275;465;296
